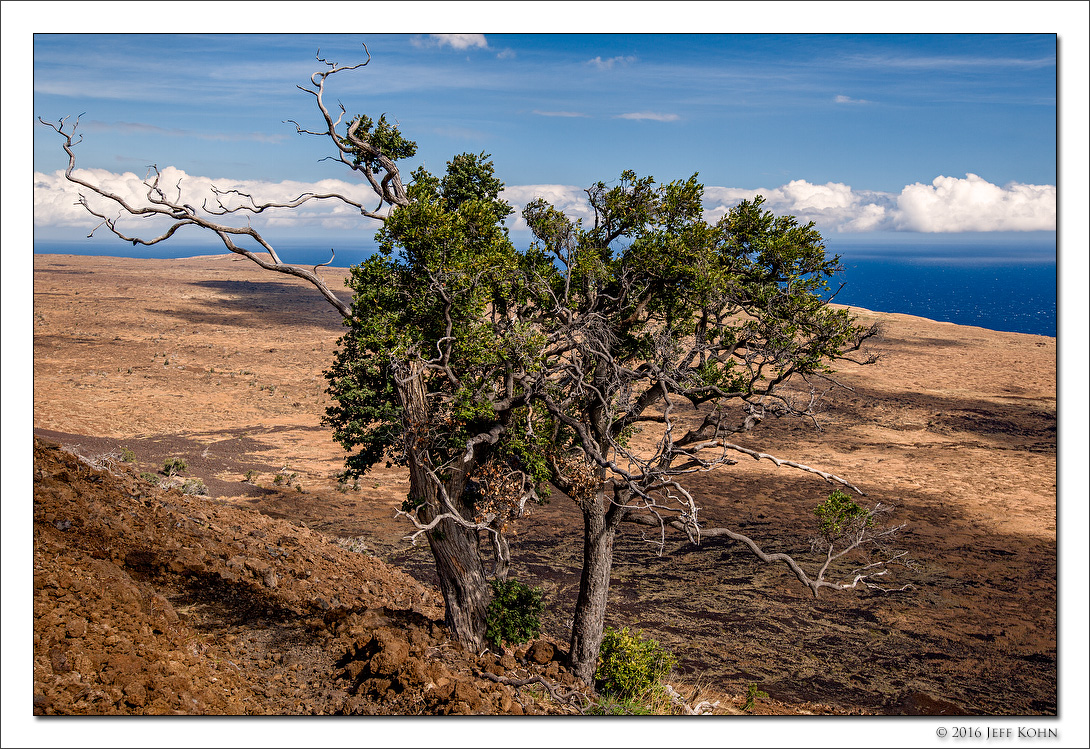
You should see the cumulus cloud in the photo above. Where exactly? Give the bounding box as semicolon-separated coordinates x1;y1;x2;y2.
705;180;894;233
587;55;637;70
414;34;489;51
893;173;1055;232
616;111;680;122
500;184;597;232
36;169;1056;238
705;174;1054;234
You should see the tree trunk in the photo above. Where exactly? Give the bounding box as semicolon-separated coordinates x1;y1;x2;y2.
568;494;627;684
395;359;491;651
424;516;491;650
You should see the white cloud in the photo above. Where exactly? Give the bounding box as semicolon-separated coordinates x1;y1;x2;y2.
893;173;1056;232
834;94;870;105
847;53;1055;71
36;169;1056;238
500;185;596;231
415;34;489;51
616;112;680;122
587;55;637;70
705;180;894;233
706;174;1054;234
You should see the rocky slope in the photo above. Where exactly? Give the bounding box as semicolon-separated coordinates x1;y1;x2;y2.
32;436;594;716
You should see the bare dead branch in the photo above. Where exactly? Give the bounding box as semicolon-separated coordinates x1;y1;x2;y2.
40;116;354;318
626;500;914;598
394;507;499;544
663;683;720;715
477;670;592;712
38;47;418;321
714;441;865;494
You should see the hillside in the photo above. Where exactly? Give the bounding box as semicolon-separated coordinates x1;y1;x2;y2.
30;253;1058;715
32;436;590;715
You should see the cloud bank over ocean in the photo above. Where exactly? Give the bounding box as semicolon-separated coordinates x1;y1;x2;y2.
508;173;1055;234
35;168;1055;239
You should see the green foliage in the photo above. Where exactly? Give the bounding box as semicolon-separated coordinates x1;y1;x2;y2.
485;578;544;651
594;627;677;700
438;152;513;222
814;489;872;541
741;683;769;712
324;152;871;493
140;472;159;486
342;113;417;173
119;447;136;463
323;150;534;487
162;457;187;476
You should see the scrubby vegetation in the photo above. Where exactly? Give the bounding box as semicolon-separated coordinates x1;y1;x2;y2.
594;626;677;701
485;578;545;651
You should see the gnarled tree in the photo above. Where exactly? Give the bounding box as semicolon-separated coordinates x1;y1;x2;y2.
42;47;909;686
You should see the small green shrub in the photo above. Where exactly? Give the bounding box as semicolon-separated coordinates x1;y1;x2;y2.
741;683;769;712
485;578;544;651
244;470;257;484
594;626;677;700
814;489;871;540
162;457;187;476
140;472;159;486
119;447;136;462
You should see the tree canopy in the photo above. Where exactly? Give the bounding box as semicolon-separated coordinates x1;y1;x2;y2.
323;144;880;678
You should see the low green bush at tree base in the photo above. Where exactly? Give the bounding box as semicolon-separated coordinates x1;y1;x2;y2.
594;626;677;700
484;578;544;651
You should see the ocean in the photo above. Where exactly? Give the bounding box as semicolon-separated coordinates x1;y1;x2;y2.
828;258;1056;337
33;238;1057;338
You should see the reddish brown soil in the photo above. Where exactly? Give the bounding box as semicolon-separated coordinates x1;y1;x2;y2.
30;253;1058;716
31;437;589;716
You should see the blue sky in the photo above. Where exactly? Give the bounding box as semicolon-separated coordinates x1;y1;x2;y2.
32;33;1057;189
28;29;1063;253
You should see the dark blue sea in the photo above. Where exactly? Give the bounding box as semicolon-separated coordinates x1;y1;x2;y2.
33;238;1057;338
828;259;1056;337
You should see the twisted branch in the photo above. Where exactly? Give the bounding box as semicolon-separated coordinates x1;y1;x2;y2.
477;671;592;712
